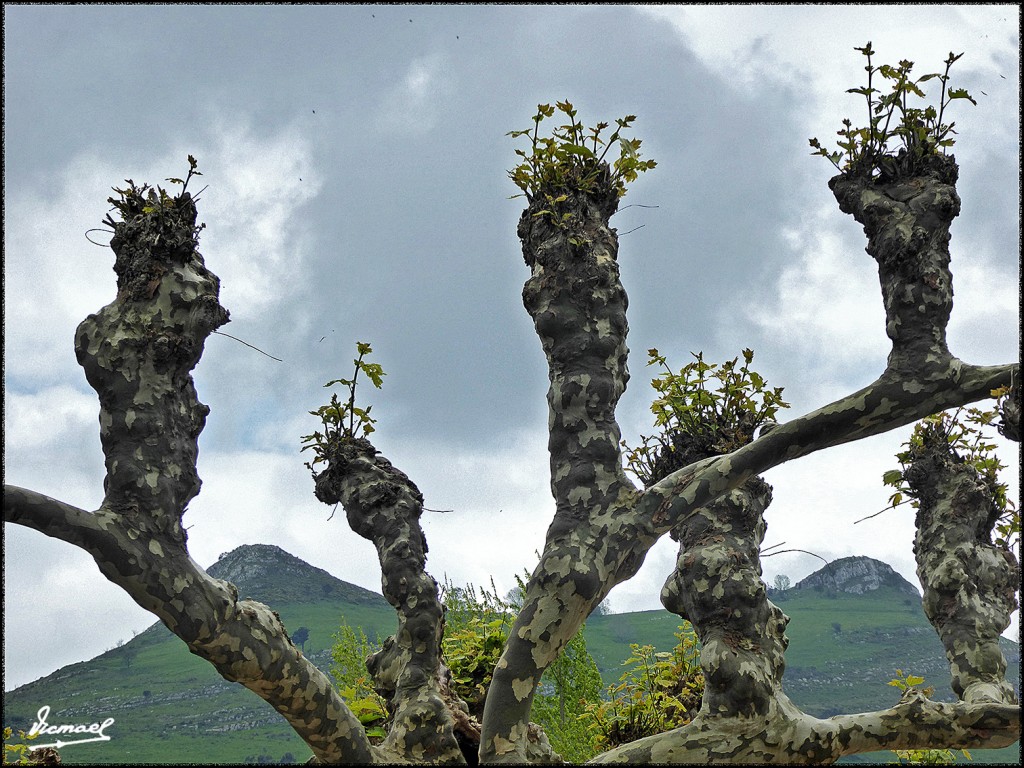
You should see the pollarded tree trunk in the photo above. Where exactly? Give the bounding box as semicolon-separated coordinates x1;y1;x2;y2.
4;187;375;764
3;142;1019;765
310;437;485;764
478;152;1019;762
908;425;1020;706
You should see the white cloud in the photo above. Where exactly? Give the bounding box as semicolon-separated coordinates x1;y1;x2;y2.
2;118;321;389
947;255;1021;365
196;118;323;320
376;55;453;134
3;386;105;507
3;154;125;387
748;206;889;397
381;429;555;595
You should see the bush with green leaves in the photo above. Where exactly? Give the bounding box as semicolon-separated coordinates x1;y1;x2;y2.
329;621;388;742
507;100;656;228
809;42;976;179
2;728;41;766
439;574;602;763
580;625;704;752
880;386;1018;551
440;577;516;720
623;348;789;487
300;341;386;471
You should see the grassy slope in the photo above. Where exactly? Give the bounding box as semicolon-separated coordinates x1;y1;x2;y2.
3;601;397;765
5;588;1018;764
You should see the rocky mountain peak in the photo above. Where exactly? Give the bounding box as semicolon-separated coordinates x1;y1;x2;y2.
795;556;919;597
207;544;386;606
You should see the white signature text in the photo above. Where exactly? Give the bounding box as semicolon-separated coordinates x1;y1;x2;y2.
27;705;115;749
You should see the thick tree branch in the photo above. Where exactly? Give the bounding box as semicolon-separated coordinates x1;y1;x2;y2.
590;693;1020;764
908;425;1020;705
4;486;106;547
641;359;1016;538
313;437;473;764
483;151;1017;762
6;186;375;764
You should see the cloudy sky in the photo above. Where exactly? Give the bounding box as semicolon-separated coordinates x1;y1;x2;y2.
3;5;1019;692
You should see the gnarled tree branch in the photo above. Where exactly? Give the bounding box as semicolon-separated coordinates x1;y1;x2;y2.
5;186;375;764
312;437;476;764
481;151;1018;762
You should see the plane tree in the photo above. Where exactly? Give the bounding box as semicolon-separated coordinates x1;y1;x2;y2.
4;45;1019;764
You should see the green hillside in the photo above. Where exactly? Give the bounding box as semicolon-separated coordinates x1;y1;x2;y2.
4;547;1018;765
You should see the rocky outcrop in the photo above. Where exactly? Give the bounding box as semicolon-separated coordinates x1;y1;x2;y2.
207;544;387;606
795;556;919;597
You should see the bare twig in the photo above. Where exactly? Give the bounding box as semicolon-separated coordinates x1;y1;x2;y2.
212;331;283;362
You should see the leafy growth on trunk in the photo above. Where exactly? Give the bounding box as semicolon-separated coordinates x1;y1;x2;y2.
441;577;517;720
809;43;975;179
301;342;385;469
104;155;204;228
881;387;1018;549
579;626;704;752
624;348;789;487
507;100;656;204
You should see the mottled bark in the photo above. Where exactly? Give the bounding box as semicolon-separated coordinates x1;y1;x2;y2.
591;688;1020;764
660;478;786;720
5;144;1018;765
480;154;1018;762
481;177;649;761
833;152;1021;707
313;438;470;764
907;427;1020;705
4;190;374;764
590;476;1019;763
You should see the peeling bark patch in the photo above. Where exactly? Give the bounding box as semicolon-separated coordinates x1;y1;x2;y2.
512;677;535;702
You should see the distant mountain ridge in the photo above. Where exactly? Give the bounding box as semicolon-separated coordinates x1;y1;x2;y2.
207;544;387;607
794;555;919;597
4;546;1018;765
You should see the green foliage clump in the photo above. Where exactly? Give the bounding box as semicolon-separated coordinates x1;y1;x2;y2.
528;621;604;763
507;100;656;211
329;620;388;741
809;43;975;179
623;348;789;487
440;572;603;764
580;626;704;752
886;670;972;765
104;154;205;227
881;388;1018;550
440;578;515;719
301;342;386;470
2;727;41;765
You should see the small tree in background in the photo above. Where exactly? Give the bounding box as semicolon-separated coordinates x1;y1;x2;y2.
291;626;310;651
